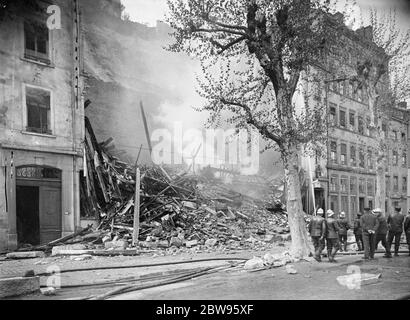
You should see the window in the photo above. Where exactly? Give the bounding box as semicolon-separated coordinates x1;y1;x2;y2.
359;148;365;168
340;143;347;165
330;195;338;213
392;130;398;141
386;177;390;195
365;117;371;136
329;104;337;126
338;81;344;95
24;20;50;63
368;149;373;169
393;150;398;166
351;196;357;219
357;88;362;102
25;86;51;134
402;151;407;167
382;123;387;139
341;176;348;193
339;110;346;128
359;178;365;194
350;177;357;193
330;175;338;192
349;112;355;131
350;145;356;166
393;176;399;192
358;116;364;135
349;83;354;99
341;196;349;217
367;180;374;196
368;200;373;210
332;80;338;92
402;132;406;141
330;141;337;164
402;177;407;193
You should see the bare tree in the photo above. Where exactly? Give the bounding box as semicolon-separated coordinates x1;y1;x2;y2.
166;0;338;257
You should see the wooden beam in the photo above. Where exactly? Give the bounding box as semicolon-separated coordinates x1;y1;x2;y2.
132;167;141;246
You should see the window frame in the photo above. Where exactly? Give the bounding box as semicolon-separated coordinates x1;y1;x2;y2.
22;83;54;135
23;18;51;64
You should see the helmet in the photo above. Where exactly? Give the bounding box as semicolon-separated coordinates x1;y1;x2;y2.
340;211;346;217
373;208;382;216
327;209;335;217
317;208;324;215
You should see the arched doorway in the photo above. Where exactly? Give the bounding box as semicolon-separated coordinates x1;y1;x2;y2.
16;166;62;246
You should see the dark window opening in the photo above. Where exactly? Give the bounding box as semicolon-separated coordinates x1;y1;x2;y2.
24;20;50;63
26;86;51;134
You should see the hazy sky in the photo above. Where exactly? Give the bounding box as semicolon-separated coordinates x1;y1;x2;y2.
122;0;410;28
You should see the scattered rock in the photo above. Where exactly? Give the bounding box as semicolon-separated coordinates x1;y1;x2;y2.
244;257;265;270
104;240;128;250
185;240;198;248
286;265;298;274
205;239;218;247
40;287;56;296
157;240;170;249
170;237;183;248
6;251;45;259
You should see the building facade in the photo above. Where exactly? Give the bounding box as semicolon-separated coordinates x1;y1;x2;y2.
301;13;410;223
0;0;84;251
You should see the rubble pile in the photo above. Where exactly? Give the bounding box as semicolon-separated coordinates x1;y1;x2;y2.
76;117;291;253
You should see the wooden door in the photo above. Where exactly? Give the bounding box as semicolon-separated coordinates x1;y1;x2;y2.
39;186;62;244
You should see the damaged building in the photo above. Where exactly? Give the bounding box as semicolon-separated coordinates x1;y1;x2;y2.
0;0;84;251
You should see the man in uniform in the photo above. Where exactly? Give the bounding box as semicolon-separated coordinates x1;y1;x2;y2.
387;207;405;256
337;211;350;252
326;209;340;263
354;211;363;251
373;208;391;258
360;207;379;260
308;208;327;262
404;209;410;256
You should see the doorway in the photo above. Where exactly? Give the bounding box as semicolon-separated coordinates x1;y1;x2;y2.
359;197;365;214
16;186;40;246
15;166;62;246
314;188;325;211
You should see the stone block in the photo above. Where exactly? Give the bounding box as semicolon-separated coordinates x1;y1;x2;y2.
0;276;40;299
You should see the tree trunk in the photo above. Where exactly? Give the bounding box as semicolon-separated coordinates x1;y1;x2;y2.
375;139;387;216
282;147;312;258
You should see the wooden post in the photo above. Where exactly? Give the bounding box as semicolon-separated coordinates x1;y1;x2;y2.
132;167;141;246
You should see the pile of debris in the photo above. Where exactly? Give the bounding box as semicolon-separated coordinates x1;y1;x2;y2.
76;116;291;253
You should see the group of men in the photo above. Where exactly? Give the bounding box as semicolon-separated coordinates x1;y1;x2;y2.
308;206;410;262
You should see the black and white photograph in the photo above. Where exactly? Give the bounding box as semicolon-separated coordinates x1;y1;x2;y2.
0;0;410;304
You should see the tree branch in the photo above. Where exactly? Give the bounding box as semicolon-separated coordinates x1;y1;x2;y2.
220;98;282;144
210;36;247;54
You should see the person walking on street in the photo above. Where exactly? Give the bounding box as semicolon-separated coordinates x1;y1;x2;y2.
360;207;379;260
326;209;340;263
354;212;363;251
404;209;410;256
373;208;391;258
387;207;405;257
308;208;327;262
337;211;350;252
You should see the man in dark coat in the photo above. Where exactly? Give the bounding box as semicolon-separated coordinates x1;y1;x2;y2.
337;211;350;252
354;212;364;251
326;209;340;263
387;207;405;256
373;208;391;258
360;207;379;260
308;208;327;262
404;209;410;256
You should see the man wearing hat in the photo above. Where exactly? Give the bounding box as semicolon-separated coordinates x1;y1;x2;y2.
373;208;391;258
353;211;364;251
387;207;405;256
337;212;350;252
308;208;327;262
404;209;410;256
326;209;340;262
360;207;379;260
